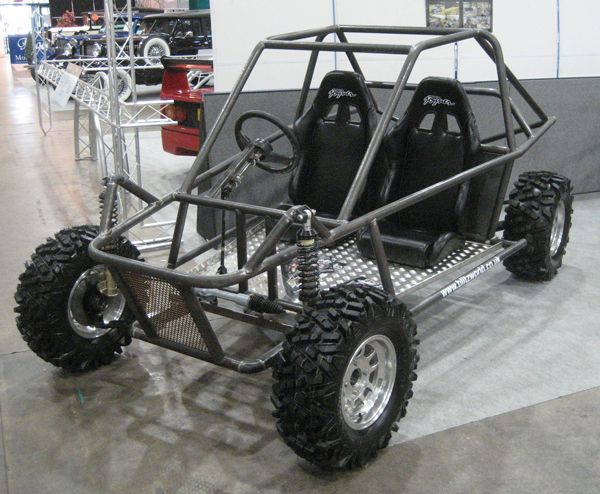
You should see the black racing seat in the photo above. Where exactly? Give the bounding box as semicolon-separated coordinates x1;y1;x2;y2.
286;70;379;218
358;77;482;268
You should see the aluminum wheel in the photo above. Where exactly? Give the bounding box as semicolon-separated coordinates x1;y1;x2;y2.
341;334;397;430
68;265;126;339
550;200;566;257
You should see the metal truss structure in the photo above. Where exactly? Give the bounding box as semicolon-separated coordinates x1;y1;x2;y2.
36;62;175;127
30;0;204;250
30;6;52;135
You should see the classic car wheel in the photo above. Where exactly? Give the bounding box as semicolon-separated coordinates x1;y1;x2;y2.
141;36;171;64
272;283;419;470
115;68;133;101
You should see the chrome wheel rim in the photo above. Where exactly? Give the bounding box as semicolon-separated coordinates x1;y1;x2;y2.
68;265;126;339
116;75;126;97
550;200;566;257
149;45;165;57
148;45;166;63
341;334;397;430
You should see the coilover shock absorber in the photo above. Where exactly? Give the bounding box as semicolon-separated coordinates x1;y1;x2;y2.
98;188;119;228
295;209;319;308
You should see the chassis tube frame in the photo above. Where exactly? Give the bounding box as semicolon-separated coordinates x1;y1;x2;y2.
83;25;559;374
90;117;553;292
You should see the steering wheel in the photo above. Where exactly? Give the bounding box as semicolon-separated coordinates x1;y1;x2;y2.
234;110;300;173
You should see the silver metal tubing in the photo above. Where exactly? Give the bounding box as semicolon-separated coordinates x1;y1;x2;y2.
338;25;466;36
87;25;557;298
90;114;553;292
195;288;250;307
338;47;420;220
103;194;175;239
410;239;527;316
111;175;159;204
267;25;336;41
191;153;245;189
182;43;266;193
245;208;295;271
135;241;173;252
263;40;413;55
174;193;343;228
174;217;263;269
368;220;395;296
140;220;176;229
100;181;118;232
222;343;283;374
295;33;327;119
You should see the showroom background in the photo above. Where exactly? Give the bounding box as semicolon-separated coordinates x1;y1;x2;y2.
202;0;600;195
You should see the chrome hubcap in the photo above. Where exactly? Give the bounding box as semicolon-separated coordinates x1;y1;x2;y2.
68;265;126;339
148;46;165;59
550;200;566;257
341;334;397;430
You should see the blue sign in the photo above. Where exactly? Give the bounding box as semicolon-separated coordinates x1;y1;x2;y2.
8;34;29;64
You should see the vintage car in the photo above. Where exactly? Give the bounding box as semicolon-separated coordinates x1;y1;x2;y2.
51;13;149;59
136;10;212;61
78;10;212;62
77;10;212;91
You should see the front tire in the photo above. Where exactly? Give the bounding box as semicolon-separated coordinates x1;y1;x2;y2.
503;171;573;280
14;225;140;372
272;283;418;470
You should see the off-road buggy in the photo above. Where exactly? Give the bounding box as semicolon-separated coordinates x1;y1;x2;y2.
15;25;573;470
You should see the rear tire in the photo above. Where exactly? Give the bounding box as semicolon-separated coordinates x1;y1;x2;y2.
272;283;418;470
503;171;573;280
14;225;140;373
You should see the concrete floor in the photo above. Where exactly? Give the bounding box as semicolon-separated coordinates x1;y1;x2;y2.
1;57;600;493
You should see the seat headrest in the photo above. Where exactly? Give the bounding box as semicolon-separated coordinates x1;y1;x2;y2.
312;71;376;117
402;77;480;151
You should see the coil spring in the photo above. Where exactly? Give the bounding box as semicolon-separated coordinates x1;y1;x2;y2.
98;189;119;228
296;231;319;305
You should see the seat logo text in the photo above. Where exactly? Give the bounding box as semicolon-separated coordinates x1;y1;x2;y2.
328;88;357;99
423;95;456;107
440;256;501;297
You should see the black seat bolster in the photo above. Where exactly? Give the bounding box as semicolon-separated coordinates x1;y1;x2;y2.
357;222;465;269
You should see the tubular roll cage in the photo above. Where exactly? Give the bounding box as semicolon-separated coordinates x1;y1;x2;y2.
89;25;555;371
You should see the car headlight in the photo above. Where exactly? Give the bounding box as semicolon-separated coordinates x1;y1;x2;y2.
89;42;101;58
62;41;74;56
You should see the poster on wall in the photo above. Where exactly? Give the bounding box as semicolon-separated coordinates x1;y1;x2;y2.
426;0;493;31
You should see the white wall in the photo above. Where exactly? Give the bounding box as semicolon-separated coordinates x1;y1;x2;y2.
211;0;335;92
334;0;455;83
211;0;600;92
558;0;600;77
458;0;558;82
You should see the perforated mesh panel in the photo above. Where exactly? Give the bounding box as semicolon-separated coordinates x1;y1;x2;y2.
120;271;208;352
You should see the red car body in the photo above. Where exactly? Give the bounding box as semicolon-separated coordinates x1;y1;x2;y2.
160;58;213;156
